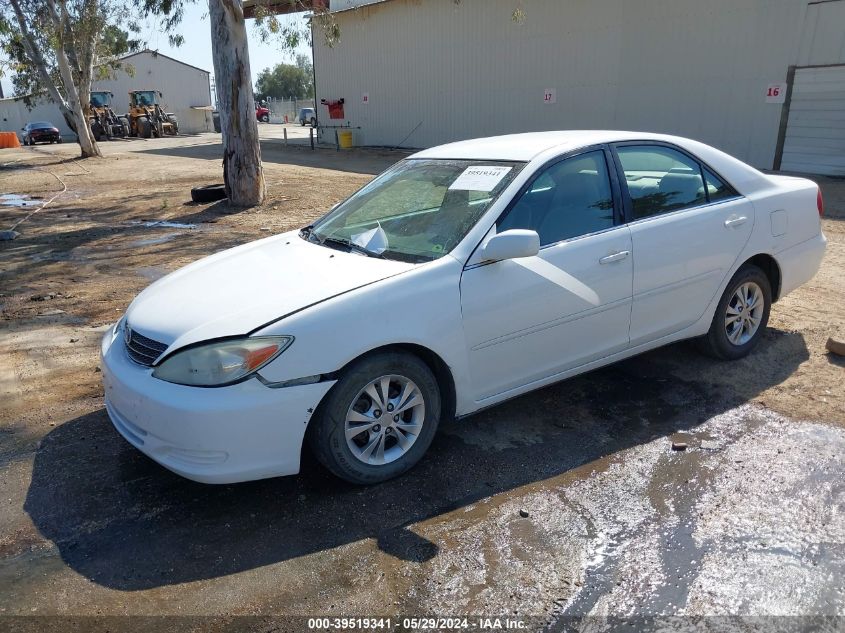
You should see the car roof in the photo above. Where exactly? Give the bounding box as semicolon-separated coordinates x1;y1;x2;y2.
410;131;704;161
410;130;769;195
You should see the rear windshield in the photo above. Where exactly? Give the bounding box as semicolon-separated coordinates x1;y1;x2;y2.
31;122;54;129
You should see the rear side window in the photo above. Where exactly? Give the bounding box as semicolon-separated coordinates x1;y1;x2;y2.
703;167;737;202
617;146;706;219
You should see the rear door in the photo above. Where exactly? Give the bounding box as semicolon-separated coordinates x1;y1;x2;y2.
612;143;754;346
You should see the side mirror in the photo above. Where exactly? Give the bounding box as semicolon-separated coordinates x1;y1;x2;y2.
481;229;540;262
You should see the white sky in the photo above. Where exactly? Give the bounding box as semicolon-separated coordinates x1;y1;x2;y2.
1;2;312;98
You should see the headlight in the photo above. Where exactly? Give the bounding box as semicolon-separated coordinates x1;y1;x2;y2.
152;336;293;387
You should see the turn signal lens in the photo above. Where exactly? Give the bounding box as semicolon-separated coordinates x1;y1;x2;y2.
152;336;293;387
817;188;824;217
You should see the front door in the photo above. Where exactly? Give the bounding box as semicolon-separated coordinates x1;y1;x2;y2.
460;148;634;403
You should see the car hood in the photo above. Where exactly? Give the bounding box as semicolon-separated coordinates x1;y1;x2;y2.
125;230;414;354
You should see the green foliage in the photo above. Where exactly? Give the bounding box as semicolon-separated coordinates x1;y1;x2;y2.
254;55;313;101
0;0;143;102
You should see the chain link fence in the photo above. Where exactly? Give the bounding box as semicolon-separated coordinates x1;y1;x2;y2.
263;97;316;124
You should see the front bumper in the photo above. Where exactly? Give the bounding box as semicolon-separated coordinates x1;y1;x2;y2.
100;326;335;484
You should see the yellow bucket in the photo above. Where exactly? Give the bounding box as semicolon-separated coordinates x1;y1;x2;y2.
338;129;353;149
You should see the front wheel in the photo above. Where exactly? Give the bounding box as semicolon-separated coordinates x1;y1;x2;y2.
700;265;771;360
261;114;270;123
308;352;441;484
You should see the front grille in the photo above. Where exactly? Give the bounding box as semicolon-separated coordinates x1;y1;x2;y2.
125;327;168;366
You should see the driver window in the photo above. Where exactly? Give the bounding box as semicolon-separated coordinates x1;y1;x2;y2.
497;150;614;247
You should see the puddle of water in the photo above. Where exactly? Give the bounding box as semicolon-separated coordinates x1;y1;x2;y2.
0;194;40;208
129;233;181;247
136;266;169;281
127;220;197;229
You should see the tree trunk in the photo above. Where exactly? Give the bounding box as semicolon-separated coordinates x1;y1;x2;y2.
208;0;266;207
45;0;100;158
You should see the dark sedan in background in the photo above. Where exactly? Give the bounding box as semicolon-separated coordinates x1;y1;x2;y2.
22;122;62;146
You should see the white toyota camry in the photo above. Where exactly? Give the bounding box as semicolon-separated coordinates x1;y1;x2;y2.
101;131;827;485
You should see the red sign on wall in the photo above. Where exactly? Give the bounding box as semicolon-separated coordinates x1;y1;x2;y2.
321;98;345;120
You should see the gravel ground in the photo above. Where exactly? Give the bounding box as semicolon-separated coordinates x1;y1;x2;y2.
0;134;843;630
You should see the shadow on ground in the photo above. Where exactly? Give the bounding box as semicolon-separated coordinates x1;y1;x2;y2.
137;140;409;175
23;329;808;591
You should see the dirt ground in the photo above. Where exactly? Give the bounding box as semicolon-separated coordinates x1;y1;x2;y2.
0;131;843;629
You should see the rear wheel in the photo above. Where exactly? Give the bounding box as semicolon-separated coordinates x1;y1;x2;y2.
308;352;441;484
700;265;771;360
261;114;270;123
310;117;317;127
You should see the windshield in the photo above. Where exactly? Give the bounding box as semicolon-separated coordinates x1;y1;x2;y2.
90;93;109;107
308;159;524;263
133;91;156;106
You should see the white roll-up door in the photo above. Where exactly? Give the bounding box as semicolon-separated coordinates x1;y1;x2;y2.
781;65;845;176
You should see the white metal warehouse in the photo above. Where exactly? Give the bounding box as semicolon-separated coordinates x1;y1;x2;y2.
0;49;213;140
312;0;845;175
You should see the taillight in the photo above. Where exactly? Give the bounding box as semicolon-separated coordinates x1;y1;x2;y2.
817;188;824;217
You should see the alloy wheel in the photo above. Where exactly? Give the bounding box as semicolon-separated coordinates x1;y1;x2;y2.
344;374;425;466
725;281;764;346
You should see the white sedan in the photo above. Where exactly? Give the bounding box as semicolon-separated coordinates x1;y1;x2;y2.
101;131;827;485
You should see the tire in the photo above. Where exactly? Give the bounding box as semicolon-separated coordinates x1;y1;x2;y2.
139;118;152;139
261;114;270;123
91;122;104;142
118;117;130;137
57;137;63;144
700;264;771;360
308;351;441;485
300;120;305;126
310;117;317;127
190;184;227;203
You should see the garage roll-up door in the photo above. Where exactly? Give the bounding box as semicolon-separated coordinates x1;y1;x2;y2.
781;65;845;176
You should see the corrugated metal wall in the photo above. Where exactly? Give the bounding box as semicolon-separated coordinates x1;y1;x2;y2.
313;0;809;168
95;52;213;134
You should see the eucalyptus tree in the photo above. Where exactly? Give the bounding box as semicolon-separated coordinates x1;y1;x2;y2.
2;0;144;157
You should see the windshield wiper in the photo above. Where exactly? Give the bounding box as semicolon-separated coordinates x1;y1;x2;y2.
319;236;386;259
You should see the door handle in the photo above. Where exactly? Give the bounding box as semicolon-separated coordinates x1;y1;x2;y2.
724;216;747;228
599;250;630;264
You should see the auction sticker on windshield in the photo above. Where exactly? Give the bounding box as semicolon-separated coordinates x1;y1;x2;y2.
449;165;512;192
